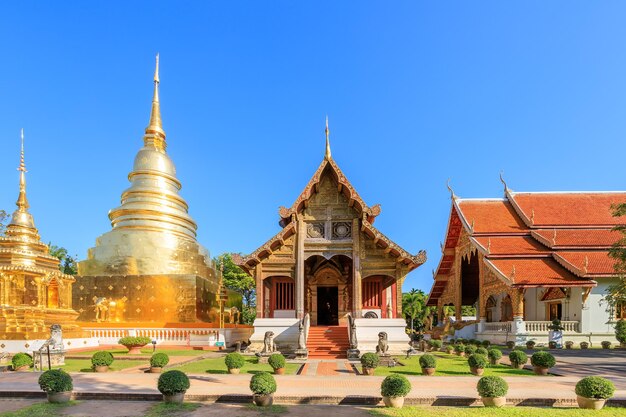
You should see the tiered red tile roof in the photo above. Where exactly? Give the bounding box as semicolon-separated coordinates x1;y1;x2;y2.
427;187;625;306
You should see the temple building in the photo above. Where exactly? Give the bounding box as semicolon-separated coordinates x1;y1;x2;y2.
74;56;224;324
427;179;625;345
0;131;87;351
237;120;426;356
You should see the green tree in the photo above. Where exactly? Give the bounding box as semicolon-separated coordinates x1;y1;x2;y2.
48;243;78;275
402;289;432;333
214;253;256;324
606;203;626;312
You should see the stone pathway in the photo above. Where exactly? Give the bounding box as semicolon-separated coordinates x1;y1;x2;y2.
301;360;354;376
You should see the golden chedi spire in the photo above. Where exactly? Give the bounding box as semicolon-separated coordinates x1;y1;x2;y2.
144;53;166;151
324;115;332;160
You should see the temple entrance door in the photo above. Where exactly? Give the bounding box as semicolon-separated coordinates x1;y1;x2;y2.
317;286;338;325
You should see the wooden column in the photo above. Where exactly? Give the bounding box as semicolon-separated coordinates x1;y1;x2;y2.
395;263;404;319
352;217;362;318
295;218;305;319
255;264;263;318
510;288;525;318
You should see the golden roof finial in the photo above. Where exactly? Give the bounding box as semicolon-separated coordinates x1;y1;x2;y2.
144;53;166;150
324;115;331;160
16;128;29;211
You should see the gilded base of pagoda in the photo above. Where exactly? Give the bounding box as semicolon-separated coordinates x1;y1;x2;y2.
0;306;87;340
72;274;225;324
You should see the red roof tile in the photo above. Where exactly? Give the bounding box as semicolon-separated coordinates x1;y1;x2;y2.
487;258;595;287
457;200;527;234
553;251;616;277
532;229;619;248
473;236;549;256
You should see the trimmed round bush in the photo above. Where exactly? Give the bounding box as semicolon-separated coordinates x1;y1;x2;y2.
476;347;488;356
615;319;626;345
381;374;411;398
225;352;245;370
481;340;491;348
12;353;33;369
38;369;73;393
361;352;380;369
506;341;515;349
428;340;442;350
448;338;456;344
470;339;481;347
157;370;190;395
565;341;574;349
445;345;454;354
456;338;466;344
508;350;527;366
91;351;114;367
549;341;558;349
118;336;151;347
464;345;477;355
454;344;465;353
477;376;508;398
419;354;437;369
250;372;277;395
575;376;615;400
601;341;612;349
150;353;169;368
526;340;536;349
468;354;488;369
580;342;590;349
268;353;286;370
531;351;556;368
488;348;503;361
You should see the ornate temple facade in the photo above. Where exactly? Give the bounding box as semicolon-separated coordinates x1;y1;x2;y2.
427;180;625;345
74;56;223;324
238;122;426;354
0;131;84;345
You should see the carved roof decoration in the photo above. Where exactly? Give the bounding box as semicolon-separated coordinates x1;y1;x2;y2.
360;218;427;271
237;223;296;272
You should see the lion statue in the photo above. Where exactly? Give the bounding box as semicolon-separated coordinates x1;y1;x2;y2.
376;331;389;356
262;331;275;354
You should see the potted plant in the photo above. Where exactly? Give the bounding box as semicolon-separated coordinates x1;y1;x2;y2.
225;352;245;374
11;353;33;371
91;351;114;372
487;348;502;366
481;340;491;348
601;341;612;350
118;336;152;355
445;345;454;354
454;344;465;357
548;319;564;348
38;369;73;403
468;353;487;376
381;374;411;408
506;341;515;349
530;351;555;375
580;341;590;350
268;353;286;375
360;353;379;375
464;345;477;356
549;341;557;349
508;350;527;369
250;372;277;406
575;376;615;410
428;340;442;351
565;341;574;350
476;347;488;356
419;354;437;376
615;319;626;347
477;376;508;407
157;370;190;404
526;340;536;350
150;353;169;373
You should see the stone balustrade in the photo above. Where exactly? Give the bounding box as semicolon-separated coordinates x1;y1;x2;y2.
84;327;220;346
525;321;580;333
483;322;512;332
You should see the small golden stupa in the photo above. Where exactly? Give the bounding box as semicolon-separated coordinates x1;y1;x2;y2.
74;56;221;324
0;130;83;340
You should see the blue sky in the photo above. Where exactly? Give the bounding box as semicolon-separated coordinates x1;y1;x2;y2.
1;2;625;292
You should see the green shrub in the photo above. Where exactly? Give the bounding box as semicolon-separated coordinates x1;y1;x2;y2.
476;347;488;356
548;341;557;349
526;340;536;349
481;340;491;348
118;336;151;347
513;346;525;351
580;341;589;349
468;354;488;369
508;350;527;367
456;338;466;344
249;372;277;395
454;344;465;353
615;319;626;345
601;341;612;349
488;348;503;361
38;369;73;393
360;352;380;369
477;376;508;398
448;338;456;344
91;351;114;367
381;374;411;398
531;351;556;368
445;345;454;354
157;370;190;395
464;345;477;355
150;353;169;368
470;339;481;347
419;354;437;369
268;353;286;370
224;352;245;370
428;340;442;349
575;376;615;400
548;319;564;331
11;353;33;369
506;341;515;349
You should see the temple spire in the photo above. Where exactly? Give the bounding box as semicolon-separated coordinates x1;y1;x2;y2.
144;53;166;150
324;115;331;160
16;128;29;211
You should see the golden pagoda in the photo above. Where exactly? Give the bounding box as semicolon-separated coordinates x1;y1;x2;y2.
0;130;83;340
74;55;221;324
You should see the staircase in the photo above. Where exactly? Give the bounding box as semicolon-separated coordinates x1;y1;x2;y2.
307;326;349;359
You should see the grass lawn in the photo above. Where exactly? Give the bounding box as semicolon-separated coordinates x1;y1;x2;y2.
171;356;301;375
370;407;626;417
0;401;77;417
70;348;209;357
58;358;147;372
373;353;534;377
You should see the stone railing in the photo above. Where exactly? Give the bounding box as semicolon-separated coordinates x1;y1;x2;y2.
483;322;512;332
525;321;580;333
84;327;220;346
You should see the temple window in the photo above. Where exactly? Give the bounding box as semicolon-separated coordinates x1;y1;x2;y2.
362;278;382;309
272;278;294;312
